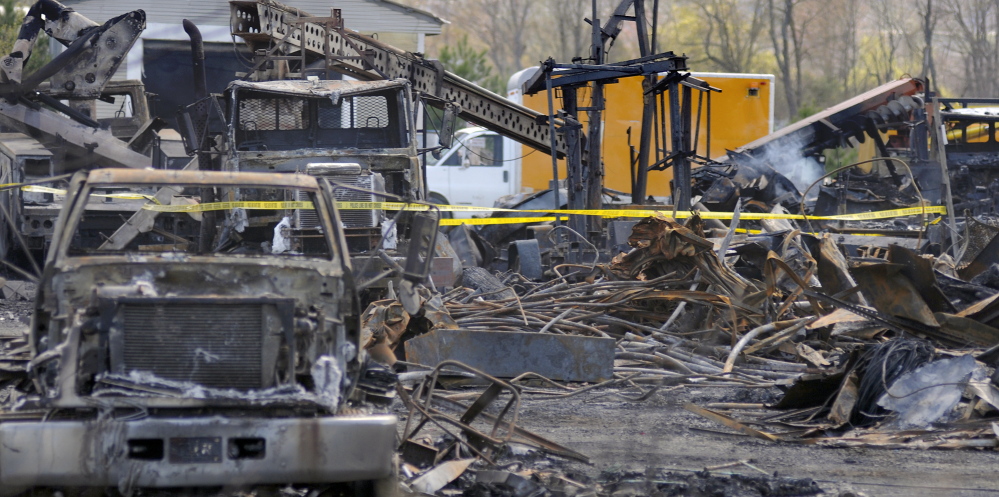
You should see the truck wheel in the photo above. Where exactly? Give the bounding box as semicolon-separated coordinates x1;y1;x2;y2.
428;192;453;219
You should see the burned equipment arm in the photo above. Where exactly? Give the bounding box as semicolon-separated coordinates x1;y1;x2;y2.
1;0;97;84
1;0;145;99
230;0;566;158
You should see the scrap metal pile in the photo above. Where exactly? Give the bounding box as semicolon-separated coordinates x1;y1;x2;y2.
376;207;999;493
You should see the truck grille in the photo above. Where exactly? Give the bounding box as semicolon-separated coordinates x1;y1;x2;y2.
121;303;264;390
296;189;319;228
330;174;378;228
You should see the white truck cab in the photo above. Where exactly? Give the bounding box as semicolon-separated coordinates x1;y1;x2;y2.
425;126;521;216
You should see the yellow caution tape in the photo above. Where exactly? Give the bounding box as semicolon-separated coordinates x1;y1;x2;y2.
733;228;919;238
23;185;157;202
434;205;946;225
11;182;950;225
338;201;484;212
142;201;313;212
440;216;567;226
342;203;946;222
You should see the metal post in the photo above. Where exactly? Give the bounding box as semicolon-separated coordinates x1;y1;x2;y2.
545;67;562;224
931;97;959;259
585;0;604;234
633;0;654;205
634;83;654;204
706;91;711;159
565;116;585;264
668;81;691;210
679;85;693;211
563;86;583;220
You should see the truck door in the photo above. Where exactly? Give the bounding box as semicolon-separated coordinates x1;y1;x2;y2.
446;131;509;208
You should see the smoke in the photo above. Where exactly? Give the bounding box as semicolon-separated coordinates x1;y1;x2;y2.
759;135;825;197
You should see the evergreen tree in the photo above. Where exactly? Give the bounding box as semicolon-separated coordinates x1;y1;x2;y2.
438;34;504;95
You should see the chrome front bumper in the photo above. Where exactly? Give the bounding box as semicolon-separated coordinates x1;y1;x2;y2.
0;414;397;492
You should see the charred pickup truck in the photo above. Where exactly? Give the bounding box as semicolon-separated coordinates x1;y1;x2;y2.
0;168;413;495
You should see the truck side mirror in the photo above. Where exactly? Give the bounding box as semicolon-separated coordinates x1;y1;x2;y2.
177;94;226;156
177;105;201;156
437;102;460;149
398;209;440;314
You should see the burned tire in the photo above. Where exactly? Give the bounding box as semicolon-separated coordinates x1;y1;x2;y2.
510;238;543;281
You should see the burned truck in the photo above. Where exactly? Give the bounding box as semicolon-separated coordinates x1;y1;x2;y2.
180;77;456;294
0;168;404;495
214;78;422;221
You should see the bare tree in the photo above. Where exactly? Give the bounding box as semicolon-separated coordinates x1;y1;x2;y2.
460;0;535;77
920;0;939;87
824;0;859;98
768;0;809;118
696;0;767;73
404;0;978;122
415;0;533;78
537;0;591;63
860;0;923;87
951;0;999;96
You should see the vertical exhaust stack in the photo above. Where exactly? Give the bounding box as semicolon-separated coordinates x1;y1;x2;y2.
183;19;208;103
184;19;216;252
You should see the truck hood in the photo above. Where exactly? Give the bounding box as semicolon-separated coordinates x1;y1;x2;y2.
234;150;415;173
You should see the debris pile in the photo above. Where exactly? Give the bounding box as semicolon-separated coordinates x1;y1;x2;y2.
423;214;848;386
0;280;32;384
392;209;999;494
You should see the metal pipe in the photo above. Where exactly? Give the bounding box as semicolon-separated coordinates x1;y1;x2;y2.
184;19;215;252
183;19;208;102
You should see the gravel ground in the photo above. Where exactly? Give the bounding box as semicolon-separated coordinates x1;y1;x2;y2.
431;384;999;497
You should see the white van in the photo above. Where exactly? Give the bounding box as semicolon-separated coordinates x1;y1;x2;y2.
425;126;521;217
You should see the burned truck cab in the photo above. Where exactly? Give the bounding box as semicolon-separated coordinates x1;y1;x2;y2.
1;169;397;494
222;78;421;215
214;78;450;294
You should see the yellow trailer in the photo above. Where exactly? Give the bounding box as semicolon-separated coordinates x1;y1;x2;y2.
509;71;774;197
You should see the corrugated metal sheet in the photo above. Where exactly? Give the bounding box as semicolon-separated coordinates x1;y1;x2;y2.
63;0;444;35
62;0;230;26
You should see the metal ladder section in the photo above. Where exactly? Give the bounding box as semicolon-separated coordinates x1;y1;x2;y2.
229;0;567;158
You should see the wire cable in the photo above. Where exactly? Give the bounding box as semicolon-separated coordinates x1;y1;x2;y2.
799;157;928;244
422;100;540;164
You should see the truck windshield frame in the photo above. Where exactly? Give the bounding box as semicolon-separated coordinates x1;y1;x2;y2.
234;88;408;151
60;183;337;260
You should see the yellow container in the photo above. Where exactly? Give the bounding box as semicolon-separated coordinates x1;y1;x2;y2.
515;72;774;197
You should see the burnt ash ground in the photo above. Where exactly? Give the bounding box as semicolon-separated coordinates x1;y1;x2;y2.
518;386;999;496
396;381;999;497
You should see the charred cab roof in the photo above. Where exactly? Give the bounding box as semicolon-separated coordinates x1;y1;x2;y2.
83;169;322;189
225;78;409;98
